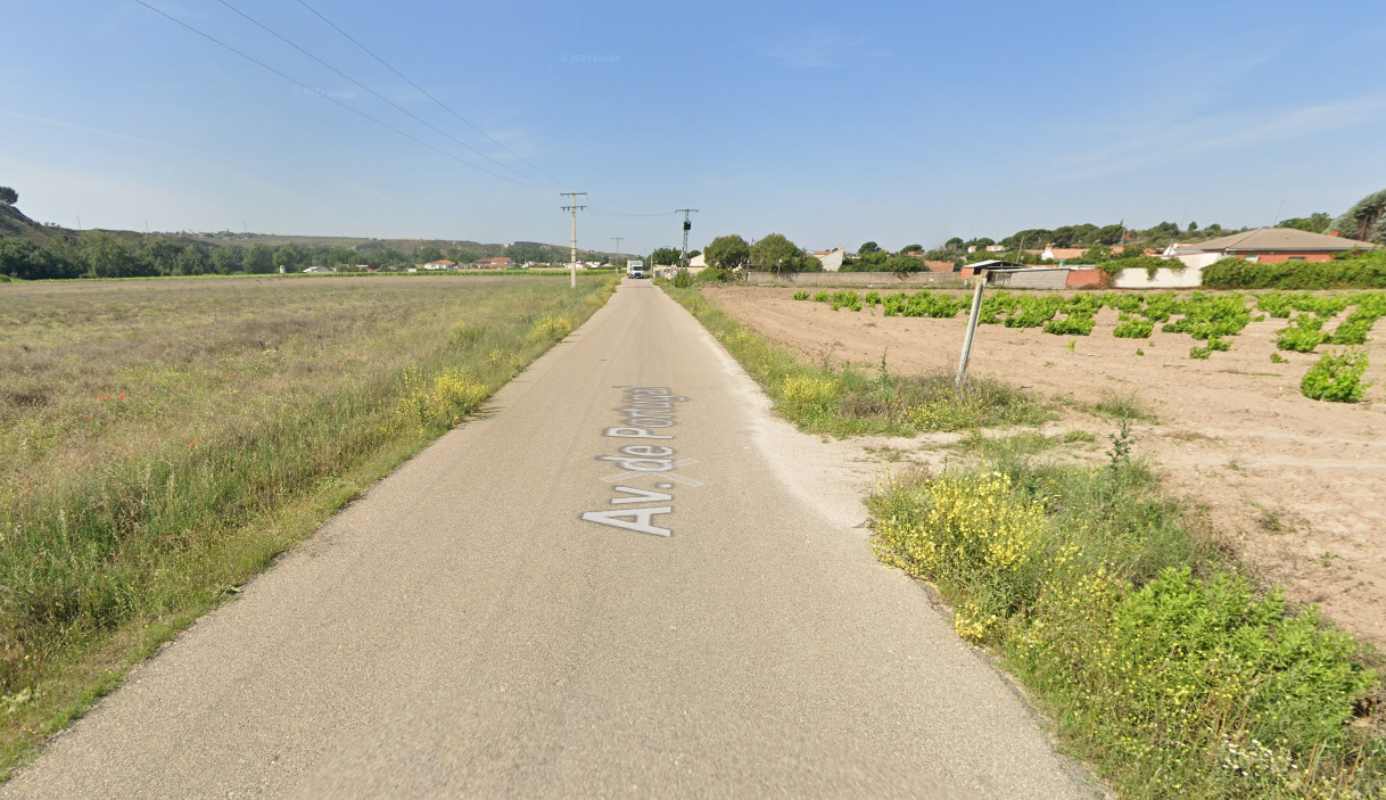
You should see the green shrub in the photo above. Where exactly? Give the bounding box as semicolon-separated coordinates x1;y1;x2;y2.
792;290;810;301
1277;315;1327;353
1043;315;1095;336
1270;352;1287;364
864;290;882;305
1301;351;1370;402
812;291;830;303
1113;318;1154;338
1190;345;1211;359
672;268;693;288
1205;252;1386;289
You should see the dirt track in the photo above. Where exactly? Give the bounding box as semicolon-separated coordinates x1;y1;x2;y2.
707;286;1386;648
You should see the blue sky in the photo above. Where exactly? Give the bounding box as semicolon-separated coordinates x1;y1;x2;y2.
3;1;1385;253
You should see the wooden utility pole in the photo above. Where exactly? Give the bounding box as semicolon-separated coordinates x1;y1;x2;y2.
955;275;986;389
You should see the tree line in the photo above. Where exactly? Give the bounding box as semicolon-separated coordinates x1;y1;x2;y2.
0;231;608;280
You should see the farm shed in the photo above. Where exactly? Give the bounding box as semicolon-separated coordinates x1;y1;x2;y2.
986;267;1070;290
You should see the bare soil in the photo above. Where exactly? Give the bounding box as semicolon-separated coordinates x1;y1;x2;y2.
707;286;1386;648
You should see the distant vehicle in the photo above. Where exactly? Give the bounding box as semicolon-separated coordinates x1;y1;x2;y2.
627;260;648;279
303;265;335;274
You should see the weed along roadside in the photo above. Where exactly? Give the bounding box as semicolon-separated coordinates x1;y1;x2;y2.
0;274;619;778
660;283;1050;436
661;280;1386;799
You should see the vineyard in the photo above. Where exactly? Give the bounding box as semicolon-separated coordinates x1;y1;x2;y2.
793;289;1383;402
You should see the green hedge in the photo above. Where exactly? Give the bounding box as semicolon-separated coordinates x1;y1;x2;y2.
1203;253;1386;289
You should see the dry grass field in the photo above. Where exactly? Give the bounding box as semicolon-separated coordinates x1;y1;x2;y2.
706;285;1386;648
0;273;614;772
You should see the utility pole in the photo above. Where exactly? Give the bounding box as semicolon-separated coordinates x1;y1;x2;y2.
675;208;699;269
610;236;624;263
560;192;588;288
955;275;987;390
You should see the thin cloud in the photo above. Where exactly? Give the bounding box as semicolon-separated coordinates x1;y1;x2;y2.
1055;93;1386;181
766;30;865;69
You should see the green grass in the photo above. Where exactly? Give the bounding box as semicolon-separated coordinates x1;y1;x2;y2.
662;284;1050;436
869;442;1385;799
1090;391;1159;423
0;274;617;777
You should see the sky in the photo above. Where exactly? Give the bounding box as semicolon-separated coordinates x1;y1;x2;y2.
3;1;1385;254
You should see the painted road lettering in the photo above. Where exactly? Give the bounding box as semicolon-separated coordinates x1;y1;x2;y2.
582;386;698;537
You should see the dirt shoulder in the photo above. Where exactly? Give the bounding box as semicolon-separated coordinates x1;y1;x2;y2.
706;285;1386;648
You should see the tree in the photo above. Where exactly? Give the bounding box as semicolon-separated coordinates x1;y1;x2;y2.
704;234;751;270
1277;212;1333;234
1096;224;1125;245
944;237;965;251
0;186;16;206
211;246;243;274
246;244;275;274
1334;189;1386;244
858;241;880;254
1188;221;1199;233
750;233;806;275
273;243;308;273
175;245;211;275
885;253;922;274
0;238;78;279
901;243;924;253
649;247;682;266
415;245;444;263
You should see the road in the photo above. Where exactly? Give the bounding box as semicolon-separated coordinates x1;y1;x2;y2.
4;281;1094;798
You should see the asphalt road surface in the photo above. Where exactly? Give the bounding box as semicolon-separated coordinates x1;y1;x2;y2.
4;280;1095;798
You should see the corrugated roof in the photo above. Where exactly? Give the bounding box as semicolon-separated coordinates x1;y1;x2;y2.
1184;228;1378;253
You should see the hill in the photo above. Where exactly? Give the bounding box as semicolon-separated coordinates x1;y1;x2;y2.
0;203;74;248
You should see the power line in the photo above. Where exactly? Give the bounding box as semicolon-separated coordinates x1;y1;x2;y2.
134;0;520;184
588;208;677;218
292;0;554;184
210;0;527;184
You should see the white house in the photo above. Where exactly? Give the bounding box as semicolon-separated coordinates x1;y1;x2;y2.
808;247;845;272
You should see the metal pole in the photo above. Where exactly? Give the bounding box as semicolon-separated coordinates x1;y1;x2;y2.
674;208;699;270
955;275;986;389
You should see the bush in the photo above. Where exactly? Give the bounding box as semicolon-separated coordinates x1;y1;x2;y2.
792;290;810;301
527;315;573;343
397;370;490;428
1043;315;1095;336
1301;351;1370;402
1113;318;1154;338
1204;253;1386;289
672;268;693;288
812;291;830;303
870;458;1382;798
1277;315;1327;353
694;265;735;283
